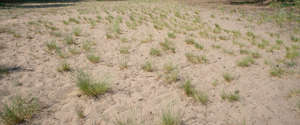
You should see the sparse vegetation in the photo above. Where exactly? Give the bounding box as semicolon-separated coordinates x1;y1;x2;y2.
57;63;72;72
73;27;82;36
221;90;240;102
223;73;234;82
76;71;110;97
120;47;130;54
142;61;154;72
64;35;74;45
185;53;207;64
0;96;40;125
161;109;182;125
237;56;255;67
46;41;59;50
168;32;176;39
87;54;100;63
160;39;176;53
150;48;161;56
183;80;208;105
270;67;284;77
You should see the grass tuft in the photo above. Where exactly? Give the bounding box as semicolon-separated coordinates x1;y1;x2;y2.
150;48;161;56
46;41;59;50
168;32;176;39
87;54;100;63
161;109;182;125
183;80;208;105
270;67;284;77
185;53;207;64
223;73;234;82
221;90;240;102
160;39;176;53
120;47;130;54
141;61;154;72
76;71;110;97
57;63;72;72
0;96;39;125
237;56;255;67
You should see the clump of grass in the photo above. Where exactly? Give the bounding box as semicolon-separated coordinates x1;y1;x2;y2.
113;117;135;125
185;38;195;45
76;71;110;97
183;80;208;105
150;48;161;56
239;49;250;55
57;63;72;72
73;27;82;36
68;47;81;55
222;49;235;56
237;56;255;67
223;73;234;82
0;96;40;125
211;44;221;49
75;106;85;119
141;34;153;43
257;39;269;49
185;38;204;50
213;24;222;34
141;61;154;72
276;40;283;45
193;42;204;50
49;31;62;37
161;109;182;125
164;71;180;84
56;49;69;58
246;31;256;39
167;32;176;39
251;52;261;58
120;37;129;43
87;54;100;63
285;47;299;60
82;41;93;52
119;47;130;54
69;17;80;24
119;59;128;70
288;89;300;98
291;36;299;42
160;39;176;53
219;35;229;41
185;53;207;64
221;90;240;102
46;41;59;50
64;35;74;45
163;63;177;74
270;67;284;77
297;100;300;110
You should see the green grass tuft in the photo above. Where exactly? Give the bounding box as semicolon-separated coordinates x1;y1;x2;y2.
76;71;110;97
57;63;72;72
141;61;154;72
270;67;284;77
161;109;182;125
87;54;100;63
221;90;240;102
237;56;255;67
185;53;207;64
150;48;161;56
183;80;208;105
223;73;234;82
0;96;40;125
160;39;176;53
167;32;176;39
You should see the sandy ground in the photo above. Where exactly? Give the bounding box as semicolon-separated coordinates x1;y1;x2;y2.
0;0;300;125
